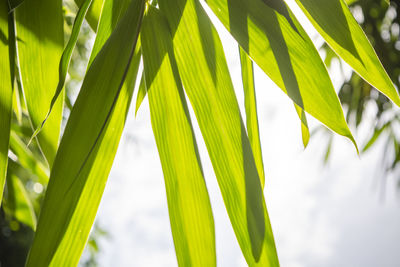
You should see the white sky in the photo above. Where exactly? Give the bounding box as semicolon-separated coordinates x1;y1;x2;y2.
83;1;400;266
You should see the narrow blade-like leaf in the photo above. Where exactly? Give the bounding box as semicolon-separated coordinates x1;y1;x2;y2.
25;0;144;265
0;2;13;203
239;47;265;187
15;0;64;167
294;104;310;148
142;7;216;265
294;0;400;106
204;0;356;148
135;74;146;116
31;0;93;138
74;0;104;31
159;0;279;264
88;0;134;66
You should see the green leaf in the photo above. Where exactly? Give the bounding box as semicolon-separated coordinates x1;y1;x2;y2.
15;0;64;167
294;0;400;106
31;0;93;140
74;0;104;31
12;80;22;124
239;47;265;187
4;169;37;230
25;0;144;265
135;74;146;116
7;0;24;11
88;0;134;66
204;0;356;149
142;7;216;265
9;131;49;185
0;2;13;203
158;0;279;265
294;104;310;148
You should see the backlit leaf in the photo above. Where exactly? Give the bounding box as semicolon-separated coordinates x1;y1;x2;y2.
142;7;215;265
25;0;144;265
135;74;146;116
159;0;279;264
15;0;64;167
239;47;265;187
294;104;310;148
74;0;104;31
294;0;400;106
0;2;13;203
31;0;93;139
204;0;356;149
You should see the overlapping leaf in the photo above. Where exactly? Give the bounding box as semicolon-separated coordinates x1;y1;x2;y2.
25;0;144;265
159;0;279;265
31;0;93;138
0;2;13;203
204;0;356;148
7;0;24;11
294;0;400;106
74;0;104;31
15;0;64;167
142;7;215;265
239;47;265;187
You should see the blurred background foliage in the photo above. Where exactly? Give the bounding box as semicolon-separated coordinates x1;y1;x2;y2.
321;0;400;190
1;0;399;266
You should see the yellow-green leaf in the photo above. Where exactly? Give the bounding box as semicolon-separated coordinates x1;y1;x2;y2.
88;0;133;66
15;0;64;167
25;0;144;265
294;104;310;148
31;0;93;139
294;0;400;106
135;74;146;116
239;47;265;187
159;0;279;264
74;0;104;31
142;7;216;265
204;0;356;148
0;2;13;203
